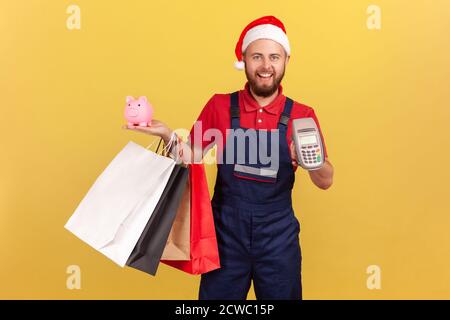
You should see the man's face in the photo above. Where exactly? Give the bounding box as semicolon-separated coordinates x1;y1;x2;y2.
243;39;289;98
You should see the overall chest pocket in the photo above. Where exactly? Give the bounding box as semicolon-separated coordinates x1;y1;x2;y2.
233;164;278;183
230;129;280;183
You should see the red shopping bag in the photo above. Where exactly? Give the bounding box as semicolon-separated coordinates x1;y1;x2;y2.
161;163;221;274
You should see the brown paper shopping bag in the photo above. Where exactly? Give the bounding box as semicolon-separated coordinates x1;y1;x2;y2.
161;178;191;261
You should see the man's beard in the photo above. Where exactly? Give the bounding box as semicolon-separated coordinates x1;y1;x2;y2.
245;65;286;98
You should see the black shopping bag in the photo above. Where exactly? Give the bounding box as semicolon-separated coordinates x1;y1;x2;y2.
126;163;189;275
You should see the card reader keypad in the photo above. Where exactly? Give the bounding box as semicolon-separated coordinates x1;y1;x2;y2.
301;145;322;165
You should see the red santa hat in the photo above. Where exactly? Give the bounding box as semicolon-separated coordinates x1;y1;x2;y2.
234;15;291;70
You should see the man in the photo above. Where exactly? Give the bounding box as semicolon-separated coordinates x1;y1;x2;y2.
124;15;334;299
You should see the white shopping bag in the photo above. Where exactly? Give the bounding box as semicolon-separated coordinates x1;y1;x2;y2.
65;140;176;267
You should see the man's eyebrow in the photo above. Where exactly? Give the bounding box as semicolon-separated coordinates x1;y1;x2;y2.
251;52;282;56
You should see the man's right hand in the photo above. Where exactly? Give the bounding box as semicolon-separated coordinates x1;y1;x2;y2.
122;119;173;144
123;119;205;165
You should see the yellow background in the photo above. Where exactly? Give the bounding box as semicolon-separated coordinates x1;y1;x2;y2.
1;0;449;299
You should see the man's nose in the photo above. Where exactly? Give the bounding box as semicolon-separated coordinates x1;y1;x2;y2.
261;57;274;71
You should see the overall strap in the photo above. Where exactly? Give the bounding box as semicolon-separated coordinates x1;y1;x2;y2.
278;97;294;130
230;91;240;129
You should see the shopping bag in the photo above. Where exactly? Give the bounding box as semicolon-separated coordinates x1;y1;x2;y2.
64;140;175;267
160;177;191;261
126;164;189;275
161;163;221;275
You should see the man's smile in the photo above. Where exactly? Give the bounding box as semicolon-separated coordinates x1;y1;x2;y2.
257;72;273;79
256;72;274;83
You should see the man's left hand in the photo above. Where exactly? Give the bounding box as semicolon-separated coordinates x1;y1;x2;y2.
289;141;299;168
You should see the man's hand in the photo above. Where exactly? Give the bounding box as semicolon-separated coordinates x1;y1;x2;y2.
289;141;299;168
122;120;201;164
122;119;173;144
290;141;333;189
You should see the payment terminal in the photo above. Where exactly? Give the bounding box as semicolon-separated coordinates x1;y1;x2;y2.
292;117;325;170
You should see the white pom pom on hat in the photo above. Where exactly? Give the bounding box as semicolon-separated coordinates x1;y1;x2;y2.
234;15;291;70
234;60;245;70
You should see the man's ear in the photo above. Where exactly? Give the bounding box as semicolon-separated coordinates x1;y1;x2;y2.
286;55;290;65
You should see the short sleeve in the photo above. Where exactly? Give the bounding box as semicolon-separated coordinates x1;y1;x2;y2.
188;94;217;154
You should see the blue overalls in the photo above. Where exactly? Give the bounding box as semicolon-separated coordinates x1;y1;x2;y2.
199;91;302;300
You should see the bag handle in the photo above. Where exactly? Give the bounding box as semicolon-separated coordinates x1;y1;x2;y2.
145;132;176;157
145;138;162;152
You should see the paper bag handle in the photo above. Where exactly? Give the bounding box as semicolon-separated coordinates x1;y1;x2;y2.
145;134;175;157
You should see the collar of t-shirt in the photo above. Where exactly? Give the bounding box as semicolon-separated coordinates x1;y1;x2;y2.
239;81;287;130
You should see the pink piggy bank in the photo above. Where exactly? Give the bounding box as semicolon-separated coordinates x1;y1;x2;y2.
124;96;154;126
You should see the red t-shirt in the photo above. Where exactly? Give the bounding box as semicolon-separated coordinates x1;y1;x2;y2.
189;82;328;166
